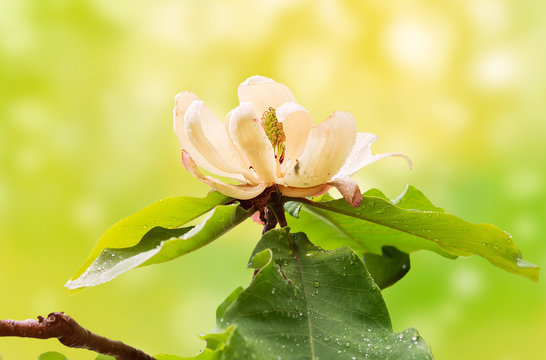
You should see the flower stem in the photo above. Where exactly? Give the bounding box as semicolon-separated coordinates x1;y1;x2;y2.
269;189;288;228
261;188;287;233
262;208;278;235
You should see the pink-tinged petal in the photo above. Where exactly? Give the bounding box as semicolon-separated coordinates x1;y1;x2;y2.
174;92;245;181
334;132;412;179
228;103;277;185
278;184;331;198
238;75;296;116
329;177;362;208
251;211;265;225
281;111;357;187
276;102;313;164
185;100;253;181
182;151;266;200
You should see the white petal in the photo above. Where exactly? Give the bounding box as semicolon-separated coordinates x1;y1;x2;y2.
185;100;254;180
182;151;267;200
278;184;330;198
334;132;412;179
329;177;362;208
276;102;313;164
281;111;357;187
174;92;245;181
228;103;277;184
238;75;296;116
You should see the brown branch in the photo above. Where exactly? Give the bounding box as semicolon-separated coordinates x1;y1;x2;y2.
0;312;156;360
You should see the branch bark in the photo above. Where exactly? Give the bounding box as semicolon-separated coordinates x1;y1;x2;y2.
0;312;156;360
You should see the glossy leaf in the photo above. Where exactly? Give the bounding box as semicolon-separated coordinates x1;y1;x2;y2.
66;204;251;289
183;228;433;359
287;185;539;281
284;201;301;218
364;246;411;289
69;191;231;282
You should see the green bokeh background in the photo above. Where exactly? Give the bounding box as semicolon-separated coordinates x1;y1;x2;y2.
1;0;545;359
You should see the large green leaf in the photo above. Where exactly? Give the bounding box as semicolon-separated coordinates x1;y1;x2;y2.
66;203;251;289
183;228;433;359
287;185;539;281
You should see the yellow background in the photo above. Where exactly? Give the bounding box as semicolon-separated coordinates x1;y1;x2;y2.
1;0;545;358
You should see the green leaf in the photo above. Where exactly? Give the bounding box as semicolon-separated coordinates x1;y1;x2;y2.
287;185;539;281
69;191;231;282
364;246;410;289
186;228;433;360
284;201;301;218
66;203;251;289
38;353;68;360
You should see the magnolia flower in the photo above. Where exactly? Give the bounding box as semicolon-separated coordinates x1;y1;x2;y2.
173;76;410;207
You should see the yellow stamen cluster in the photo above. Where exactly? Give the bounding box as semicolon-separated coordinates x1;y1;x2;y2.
261;107;286;163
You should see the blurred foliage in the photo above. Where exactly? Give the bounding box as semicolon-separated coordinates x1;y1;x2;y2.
0;0;544;359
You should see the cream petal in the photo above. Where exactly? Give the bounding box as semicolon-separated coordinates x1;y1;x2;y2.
238;75;296;116
276;102;313;164
329;177;362;208
174;92;245;181
182;151;266;200
281;111;357;187
334;132;412;179
278;184;330;198
185;100;253;179
173;91;199;138
228;102;277;184
224;110;259;184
